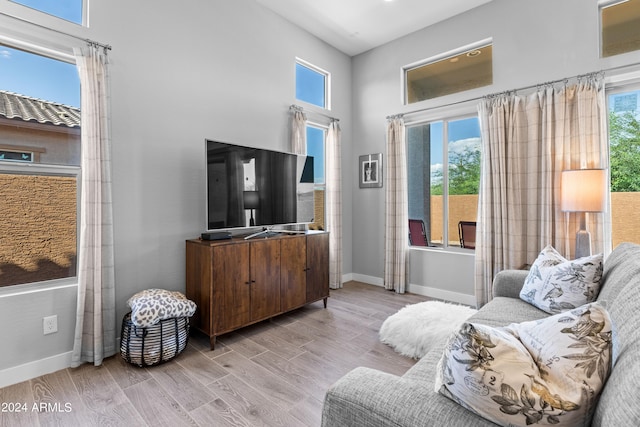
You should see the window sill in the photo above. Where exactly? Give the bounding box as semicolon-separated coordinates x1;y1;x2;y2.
0;278;78;298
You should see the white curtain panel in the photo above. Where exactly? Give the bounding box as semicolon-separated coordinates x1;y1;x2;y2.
475;75;609;307
384;117;409;293
291;109;307;155
71;44;117;367
326;120;343;289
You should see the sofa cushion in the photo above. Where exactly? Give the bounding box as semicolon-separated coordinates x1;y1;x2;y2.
519;245;603;314
435;301;613;427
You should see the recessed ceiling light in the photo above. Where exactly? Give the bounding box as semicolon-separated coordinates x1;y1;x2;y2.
466;50;482;58
450;57;460;63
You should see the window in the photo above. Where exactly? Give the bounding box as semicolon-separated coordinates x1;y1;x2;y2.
296;59;330;109
10;0;85;25
306;125;326;229
607;85;640;246
601;0;640;57
404;42;492;104
0;44;80;287
407;116;481;248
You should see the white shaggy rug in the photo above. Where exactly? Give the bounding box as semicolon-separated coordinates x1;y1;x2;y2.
379;300;477;359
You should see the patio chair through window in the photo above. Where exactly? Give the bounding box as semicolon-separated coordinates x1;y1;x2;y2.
409;219;428;246
458;221;477;249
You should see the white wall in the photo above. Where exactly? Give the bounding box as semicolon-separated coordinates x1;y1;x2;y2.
0;0;352;386
3;0;640;387
350;0;640;302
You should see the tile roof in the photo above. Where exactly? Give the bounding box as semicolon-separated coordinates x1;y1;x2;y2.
0;90;81;128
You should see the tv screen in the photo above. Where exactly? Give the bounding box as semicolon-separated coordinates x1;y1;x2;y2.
205;139;314;231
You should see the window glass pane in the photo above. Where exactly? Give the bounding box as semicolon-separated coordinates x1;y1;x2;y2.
306;126;325;184
1;45;80;287
11;0;83;24
296;62;326;108
601;0;640;57
447;117;481;247
608;89;640;246
0;45;80;167
0;173;78;287
405;44;492;103
407;121;444;246
305;125;325;229
407;116;480;248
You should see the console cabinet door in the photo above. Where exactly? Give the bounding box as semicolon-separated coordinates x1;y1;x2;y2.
280;235;307;311
306;233;329;302
212;243;250;333
250;239;281;322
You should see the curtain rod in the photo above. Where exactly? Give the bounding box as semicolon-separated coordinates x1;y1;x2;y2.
0;11;111;52
290;104;339;122
387;60;640;120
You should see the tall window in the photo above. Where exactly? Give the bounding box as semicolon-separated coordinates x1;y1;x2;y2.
600;0;640;57
0;44;80;288
296;58;330;109
407;116;481;248
306;125;326;229
607;85;640;246
10;0;85;25
404;42;492;104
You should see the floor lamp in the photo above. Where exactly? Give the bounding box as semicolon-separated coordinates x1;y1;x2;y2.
561;169;607;259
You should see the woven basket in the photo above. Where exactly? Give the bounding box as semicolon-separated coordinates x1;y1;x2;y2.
120;312;189;367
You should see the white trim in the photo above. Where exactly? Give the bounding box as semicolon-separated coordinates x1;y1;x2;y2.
407;283;477;306
0;33;74;63
0;281;77;298
350;273;384;287
0;351;72;388
598;0;628;9
345;274;476;306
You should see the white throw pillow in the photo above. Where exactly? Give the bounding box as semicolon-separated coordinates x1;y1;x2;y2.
128;288;197;328
435;302;613;427
519;245;603;314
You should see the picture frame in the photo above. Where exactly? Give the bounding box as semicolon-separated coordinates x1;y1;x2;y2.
359;153;383;188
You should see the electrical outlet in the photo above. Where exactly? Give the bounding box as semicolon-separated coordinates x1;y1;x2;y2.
43;315;58;335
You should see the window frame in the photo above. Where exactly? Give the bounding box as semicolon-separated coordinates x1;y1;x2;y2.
5;0;88;27
599;0;640;58
406;108;480;252
295;57;331;111
402;38;493;105
0;39;81;290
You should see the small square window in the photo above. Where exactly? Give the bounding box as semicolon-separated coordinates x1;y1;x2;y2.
404;43;492;104
296;59;329;109
601;0;640;57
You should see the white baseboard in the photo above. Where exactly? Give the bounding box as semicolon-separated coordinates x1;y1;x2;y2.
350;273;384;287
346;273;476;307
408;284;477;307
0;352;72;388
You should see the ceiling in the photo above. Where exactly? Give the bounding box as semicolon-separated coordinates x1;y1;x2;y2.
256;0;493;56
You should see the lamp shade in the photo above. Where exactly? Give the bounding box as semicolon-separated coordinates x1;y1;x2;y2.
561;169;607;212
243;191;259;209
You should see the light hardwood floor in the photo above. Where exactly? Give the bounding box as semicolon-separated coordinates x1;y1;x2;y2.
0;281;430;427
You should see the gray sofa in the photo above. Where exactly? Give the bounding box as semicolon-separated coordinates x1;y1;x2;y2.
322;242;640;426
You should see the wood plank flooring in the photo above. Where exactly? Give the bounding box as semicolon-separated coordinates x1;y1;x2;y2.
0;281;430;427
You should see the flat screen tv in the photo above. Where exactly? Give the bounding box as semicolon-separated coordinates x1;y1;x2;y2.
205;139;314;231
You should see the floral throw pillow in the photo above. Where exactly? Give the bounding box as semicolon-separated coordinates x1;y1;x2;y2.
434;302;613;427
519;245;603;314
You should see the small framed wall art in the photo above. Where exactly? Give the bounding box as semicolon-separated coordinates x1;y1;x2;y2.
359;153;383;188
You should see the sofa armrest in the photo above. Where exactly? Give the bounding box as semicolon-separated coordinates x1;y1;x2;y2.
322;367;495;427
492;270;529;299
